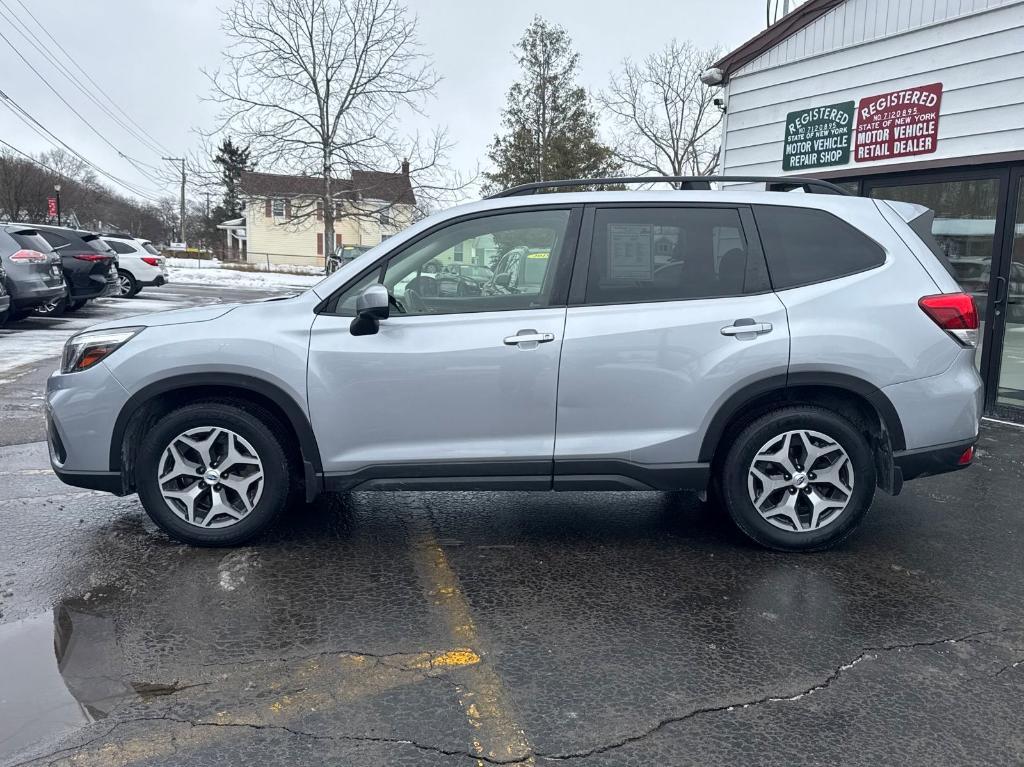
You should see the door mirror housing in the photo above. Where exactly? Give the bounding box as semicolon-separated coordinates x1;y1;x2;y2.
350;283;390;336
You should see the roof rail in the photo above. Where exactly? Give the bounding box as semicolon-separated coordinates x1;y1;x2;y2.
487;175;851;198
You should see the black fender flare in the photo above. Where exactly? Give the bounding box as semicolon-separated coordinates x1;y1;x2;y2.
697;372;906;463
109;373;324;477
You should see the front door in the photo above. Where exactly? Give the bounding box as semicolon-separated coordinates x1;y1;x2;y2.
307;207;580;482
554;204;790;486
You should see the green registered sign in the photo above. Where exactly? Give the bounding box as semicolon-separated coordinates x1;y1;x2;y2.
782;101;855;171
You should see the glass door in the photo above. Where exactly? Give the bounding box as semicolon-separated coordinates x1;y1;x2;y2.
995;170;1024;408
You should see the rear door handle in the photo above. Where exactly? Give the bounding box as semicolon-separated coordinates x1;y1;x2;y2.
503;330;555;346
721;319;773;337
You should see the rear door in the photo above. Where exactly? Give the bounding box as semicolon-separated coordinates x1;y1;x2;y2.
554;204;790;487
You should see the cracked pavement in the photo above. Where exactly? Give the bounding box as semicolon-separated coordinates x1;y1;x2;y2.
2;287;1024;765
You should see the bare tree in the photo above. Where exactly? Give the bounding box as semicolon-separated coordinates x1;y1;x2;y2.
206;0;467;263
597;41;724;182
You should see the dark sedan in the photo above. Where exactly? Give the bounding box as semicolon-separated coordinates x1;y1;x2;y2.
31;224;119;315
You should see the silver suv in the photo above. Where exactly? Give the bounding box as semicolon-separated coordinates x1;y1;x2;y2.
46;177;983;551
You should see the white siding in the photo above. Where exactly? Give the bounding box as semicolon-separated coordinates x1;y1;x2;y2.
735;0;1020;76
721;0;1024;177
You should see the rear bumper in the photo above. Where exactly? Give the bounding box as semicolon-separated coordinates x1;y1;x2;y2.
138;274;167;287
11;284;65;309
893;438;975;483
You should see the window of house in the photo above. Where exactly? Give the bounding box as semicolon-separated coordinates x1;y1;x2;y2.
380;210;392;227
584;207;753;304
753;205;886;290
271;198;286;217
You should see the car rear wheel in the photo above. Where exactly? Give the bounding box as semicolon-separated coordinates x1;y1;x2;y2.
117;269;139;297
136;402;293;546
718;406;875;552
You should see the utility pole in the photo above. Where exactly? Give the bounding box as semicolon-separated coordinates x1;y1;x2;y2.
163;156;186;245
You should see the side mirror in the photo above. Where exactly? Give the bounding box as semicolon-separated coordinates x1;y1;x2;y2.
494;272;511;288
350;283;390;336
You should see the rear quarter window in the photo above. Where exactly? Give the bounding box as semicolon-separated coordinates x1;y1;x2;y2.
106;240;136;255
753;205;886;290
8;230;53;253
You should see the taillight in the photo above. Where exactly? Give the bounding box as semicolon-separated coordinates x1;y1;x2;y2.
958;445;975;465
919;293;979;347
10;249;48;263
73;254;107;262
141;257;159;266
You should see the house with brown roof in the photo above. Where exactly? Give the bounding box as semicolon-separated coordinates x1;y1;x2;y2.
220;164;416;268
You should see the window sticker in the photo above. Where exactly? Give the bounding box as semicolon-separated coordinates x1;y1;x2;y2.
607;223;654;280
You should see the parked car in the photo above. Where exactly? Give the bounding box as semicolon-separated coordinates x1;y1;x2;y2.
99;233;168;297
47;176;982;550
326;245;372;275
31;224;119;315
0;224;66;322
0;261;9;327
443;263;495;285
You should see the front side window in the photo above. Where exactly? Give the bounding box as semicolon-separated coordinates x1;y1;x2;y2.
754;205;886;290
584;207;752;304
378;209;571;315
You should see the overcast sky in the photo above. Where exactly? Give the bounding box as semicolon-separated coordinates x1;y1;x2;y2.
0;0;766;203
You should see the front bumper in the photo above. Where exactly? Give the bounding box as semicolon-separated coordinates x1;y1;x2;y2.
893;438;976;483
46;362;131;483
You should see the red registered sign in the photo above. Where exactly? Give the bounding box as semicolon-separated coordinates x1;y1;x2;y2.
47;196;58;218
854;82;942;162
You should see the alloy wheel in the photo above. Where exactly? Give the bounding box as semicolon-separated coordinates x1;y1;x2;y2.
747;429;854;533
157;426;264;528
118;273;133;295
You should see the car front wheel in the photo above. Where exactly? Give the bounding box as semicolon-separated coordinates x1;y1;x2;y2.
718;406;876;552
136;402;292;546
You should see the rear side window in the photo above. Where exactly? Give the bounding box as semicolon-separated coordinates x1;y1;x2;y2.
141;241;160;255
39;231;70;249
584;207;756;304
9;230;53;253
83;235;112;254
753;206;885;289
106;240;136;254
908;210;958;279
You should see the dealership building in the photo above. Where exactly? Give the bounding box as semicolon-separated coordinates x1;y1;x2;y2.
709;0;1024;419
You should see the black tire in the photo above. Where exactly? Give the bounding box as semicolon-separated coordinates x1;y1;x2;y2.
117;269;139;298
718;405;876;552
136;401;294;546
0;309;7;328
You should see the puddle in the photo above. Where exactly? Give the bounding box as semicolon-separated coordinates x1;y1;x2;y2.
0;597;136;761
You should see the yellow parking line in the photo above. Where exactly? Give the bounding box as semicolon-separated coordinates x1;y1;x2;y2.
409;521;534;766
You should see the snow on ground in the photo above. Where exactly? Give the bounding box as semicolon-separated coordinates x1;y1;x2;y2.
167;264;323;290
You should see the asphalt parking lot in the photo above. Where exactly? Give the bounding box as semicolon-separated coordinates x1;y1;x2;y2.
2;287;1024;766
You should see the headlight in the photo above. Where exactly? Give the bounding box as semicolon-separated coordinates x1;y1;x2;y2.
61;327;143;374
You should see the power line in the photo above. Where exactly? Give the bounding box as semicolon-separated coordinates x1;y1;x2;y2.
0;26;167;188
0;0;169;161
0;90;164;202
11;0;172;157
0;136;63;174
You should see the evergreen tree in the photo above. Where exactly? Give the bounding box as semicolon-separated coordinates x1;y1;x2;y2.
213;137;252;218
484;17;618;193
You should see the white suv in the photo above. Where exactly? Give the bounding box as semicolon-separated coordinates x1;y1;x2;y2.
100;234;168;297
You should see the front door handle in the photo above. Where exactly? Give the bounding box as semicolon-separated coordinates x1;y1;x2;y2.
721;319;773;337
503;330;555;346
